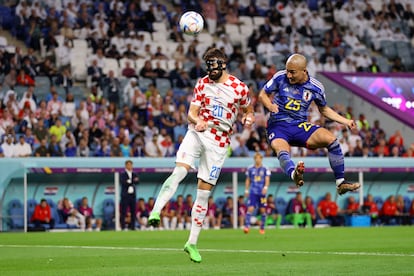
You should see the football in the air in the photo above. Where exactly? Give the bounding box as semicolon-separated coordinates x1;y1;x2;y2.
179;11;204;36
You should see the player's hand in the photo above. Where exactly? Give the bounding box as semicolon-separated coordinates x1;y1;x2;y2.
195;119;208;132
261;187;267;195
347;119;357;129
268;103;279;113
242;113;255;127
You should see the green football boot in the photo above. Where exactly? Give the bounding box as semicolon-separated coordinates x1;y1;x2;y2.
184;242;202;263
148;212;160;227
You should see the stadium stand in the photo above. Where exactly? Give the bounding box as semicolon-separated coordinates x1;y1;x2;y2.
0;1;414;231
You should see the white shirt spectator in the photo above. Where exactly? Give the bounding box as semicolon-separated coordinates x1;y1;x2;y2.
144;137;161;157
302;40;317;56
15;138;32;157
55;41;72;68
216;35;234;57
309;12;327;30
1;138;15;157
343;31;366;50
110;34;126;52
61;101;76;118
323;58;338;72
339;58;357;72
307;56;323;77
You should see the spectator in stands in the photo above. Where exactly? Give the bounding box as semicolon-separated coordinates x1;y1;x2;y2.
396;195;410;225
110;137;122;157
304;196;317;227
95;138;111;157
153;61;168;79
61;93;76;121
367;57;381;73
59;197;86;230
205;196;219;229
202;0;218;35
317;192;344;226
373;138;390;157
217;196;234;228
140;60;158;80
60;129;76;152
1;134;15;157
187;58;206;81
87;59;105;88
391;57;406;72
33;119;49;143
78;197;102;231
31;198;55;229
362;194;379;225
55;67;73;95
48;134;63;157
16;68;35;86
76;137;90;157
103;70;121;105
22;56;38;79
380;195;399;225
345;196;360;215
285;192;312;228
14;135;32;157
136;198;149;229
49;118;66;142
264;194;281;228
3;68;17;89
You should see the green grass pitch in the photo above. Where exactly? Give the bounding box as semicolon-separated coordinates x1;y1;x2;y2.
0;227;413;275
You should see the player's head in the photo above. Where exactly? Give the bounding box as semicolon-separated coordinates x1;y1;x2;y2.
203;47;227;81
285;54;308;84
254;152;263;166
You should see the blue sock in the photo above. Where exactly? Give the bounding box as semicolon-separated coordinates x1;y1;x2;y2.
260;214;266;230
278;151;295;178
245;212;251;227
327;139;344;181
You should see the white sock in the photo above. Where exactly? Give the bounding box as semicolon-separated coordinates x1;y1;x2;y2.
152;166;188;213
162;217;170;229
188;189;210;245
336;178;345;186
171;217;178;230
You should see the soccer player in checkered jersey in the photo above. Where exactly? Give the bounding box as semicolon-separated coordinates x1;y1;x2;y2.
148;48;255;263
258;54;360;195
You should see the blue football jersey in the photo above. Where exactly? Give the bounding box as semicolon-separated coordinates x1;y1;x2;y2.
263;70;327;124
246;165;271;195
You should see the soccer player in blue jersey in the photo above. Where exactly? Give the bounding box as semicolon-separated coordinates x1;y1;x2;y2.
244;152;271;234
258;54;360;195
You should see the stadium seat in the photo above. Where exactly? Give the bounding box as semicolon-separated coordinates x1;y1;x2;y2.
102;58;120;77
152;22;167;32
102;198;115;229
27;199;38;222
155;78;171;97
138;77;153;91
252;16;265;26
0;36;7;48
7;199;24;229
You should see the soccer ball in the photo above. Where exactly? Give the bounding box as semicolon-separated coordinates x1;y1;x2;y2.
179;11;204;36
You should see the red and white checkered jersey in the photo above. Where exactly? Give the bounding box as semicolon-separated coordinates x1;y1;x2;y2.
191;75;251;147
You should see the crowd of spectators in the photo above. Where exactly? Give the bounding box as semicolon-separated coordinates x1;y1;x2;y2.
0;0;413;159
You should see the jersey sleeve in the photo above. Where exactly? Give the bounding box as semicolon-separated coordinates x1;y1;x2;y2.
263;70;286;94
310;77;327;107
191;78;206;107
239;83;251;108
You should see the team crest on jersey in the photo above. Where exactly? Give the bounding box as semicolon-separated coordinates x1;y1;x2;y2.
302;90;312;101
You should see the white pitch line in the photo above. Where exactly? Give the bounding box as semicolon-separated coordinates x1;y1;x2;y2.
0;244;413;258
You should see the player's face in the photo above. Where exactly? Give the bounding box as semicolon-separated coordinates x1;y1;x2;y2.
254;154;262;166
286;64;307;84
206;59;225;81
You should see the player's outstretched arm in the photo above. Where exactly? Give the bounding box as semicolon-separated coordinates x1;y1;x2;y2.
188;104;208;132
318;105;356;129
258;89;278;113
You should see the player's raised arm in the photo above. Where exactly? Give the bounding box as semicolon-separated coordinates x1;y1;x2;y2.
258;88;278;113
317;105;356;129
241;104;255;126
